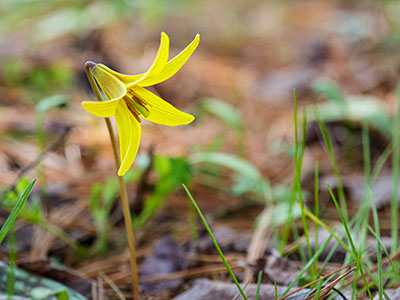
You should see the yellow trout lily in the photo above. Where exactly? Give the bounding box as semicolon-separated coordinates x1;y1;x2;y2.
82;32;199;176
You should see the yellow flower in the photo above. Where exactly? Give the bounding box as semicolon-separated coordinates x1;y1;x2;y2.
82;32;199;176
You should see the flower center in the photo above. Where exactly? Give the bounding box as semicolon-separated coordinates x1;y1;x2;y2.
124;91;151;123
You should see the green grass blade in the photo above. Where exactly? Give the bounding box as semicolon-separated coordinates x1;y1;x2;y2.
313;162;320;278
6;226;16;298
391;83;400;253
371;142;392;184
362;123;383;300
255;271;263;300
314;106;348;220
182;184;248;300
0;178;36;245
188;196;199;241
326;183;373;299
294;91;312;268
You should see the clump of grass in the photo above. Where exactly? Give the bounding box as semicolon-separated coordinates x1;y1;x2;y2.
181;85;400;299
327;184;373;299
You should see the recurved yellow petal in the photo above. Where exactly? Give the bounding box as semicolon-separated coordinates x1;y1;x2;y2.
81;98;121;118
131;32;170;86
94;33;170;87
138;34;200;87
115;101;141;176
92;64;127;100
133;86;194;126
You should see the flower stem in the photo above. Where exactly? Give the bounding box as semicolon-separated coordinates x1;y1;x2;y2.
85;62;140;300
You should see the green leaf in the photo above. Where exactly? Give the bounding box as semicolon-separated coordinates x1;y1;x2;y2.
312;79;345;106
0;178;36;245
36;94;68;114
190;152;261;180
200;98;243;131
311;95;392;138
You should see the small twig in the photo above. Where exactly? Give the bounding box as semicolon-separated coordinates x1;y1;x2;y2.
245;207;271;283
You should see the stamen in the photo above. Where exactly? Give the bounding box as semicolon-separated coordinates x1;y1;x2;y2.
124;98;141;123
133;95;152;108
128;93;150;118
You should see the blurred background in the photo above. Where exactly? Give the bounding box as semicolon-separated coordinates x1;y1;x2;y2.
1;0;400;299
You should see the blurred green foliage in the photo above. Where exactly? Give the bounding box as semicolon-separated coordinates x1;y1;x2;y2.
133;155;192;228
0;0;198;44
312;79;392;138
199;98;243;132
1;60;74;101
89;169;141;255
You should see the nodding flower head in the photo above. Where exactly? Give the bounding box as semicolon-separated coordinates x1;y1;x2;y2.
82;32;199;176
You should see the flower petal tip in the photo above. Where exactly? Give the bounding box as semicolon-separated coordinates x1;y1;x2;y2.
85;61;97;69
186;114;195;124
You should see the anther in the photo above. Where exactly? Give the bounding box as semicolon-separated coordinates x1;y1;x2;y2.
124;99;141;123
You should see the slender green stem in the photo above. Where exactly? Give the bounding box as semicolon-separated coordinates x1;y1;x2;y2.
314;106;348;220
362;123;383;299
85;63;140;300
255;271;263;300
313;162;319;278
182;184;248;300
294;94;312;271
35;112;49;208
313;277;323;300
7;226;16;299
188;195;198;241
391;84;400;253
